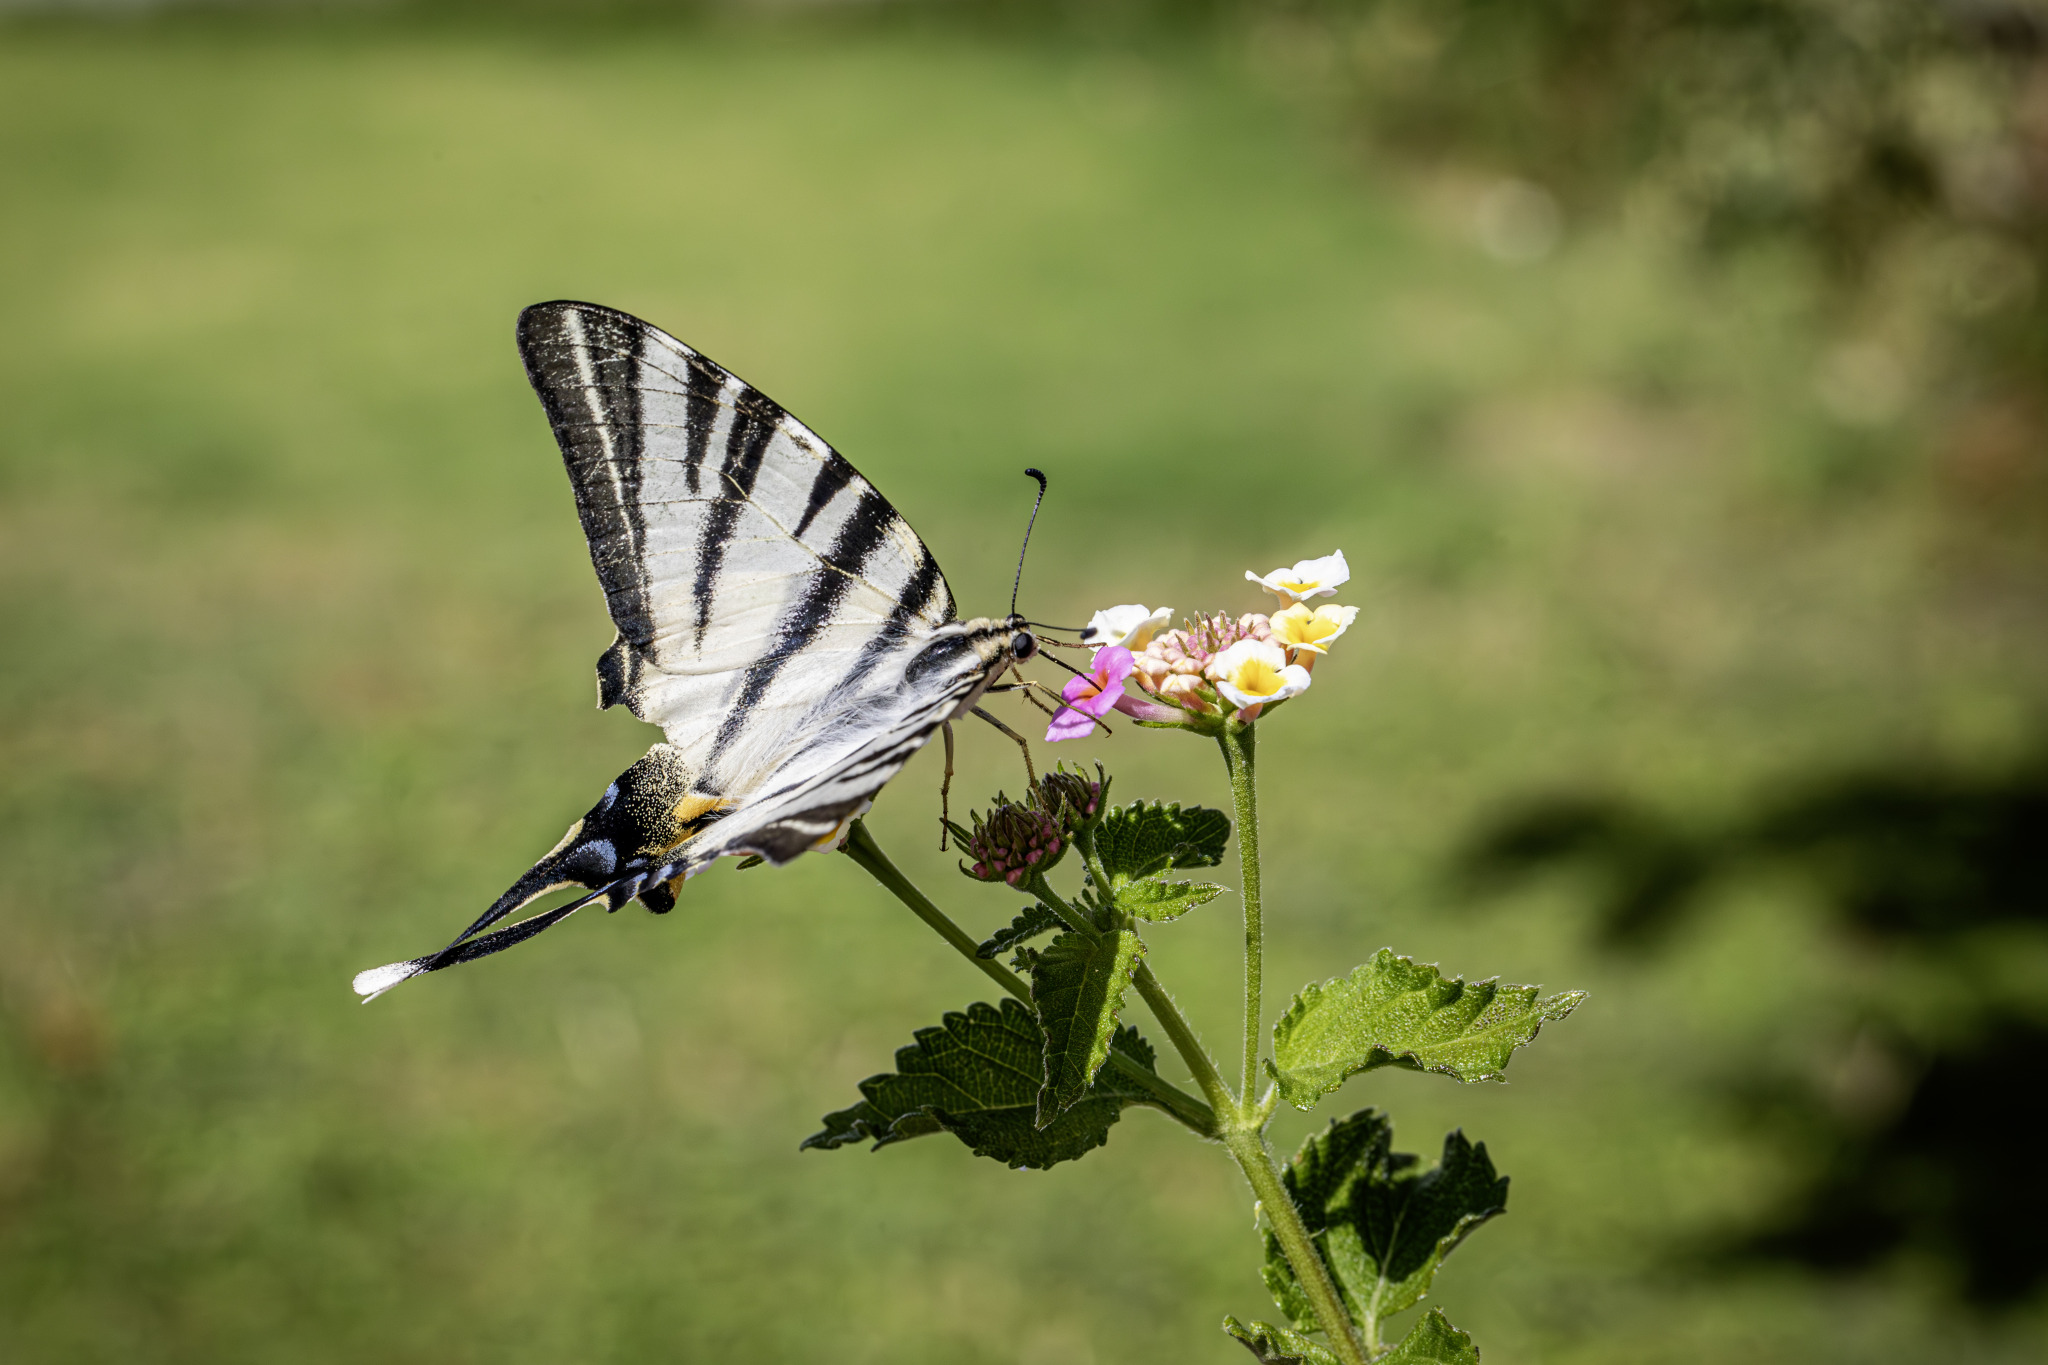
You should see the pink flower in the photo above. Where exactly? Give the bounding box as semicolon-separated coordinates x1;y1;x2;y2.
1044;646;1135;742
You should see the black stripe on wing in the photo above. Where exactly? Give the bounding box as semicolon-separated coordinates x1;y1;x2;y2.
831;553;946;702
691;394;780;650
704;486;916;768
518;305;657;650
794;457;859;538
681;352;723;497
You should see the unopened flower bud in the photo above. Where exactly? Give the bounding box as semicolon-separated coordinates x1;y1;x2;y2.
1159;673;1215;713
1037;764;1108;835
955;798;1066;886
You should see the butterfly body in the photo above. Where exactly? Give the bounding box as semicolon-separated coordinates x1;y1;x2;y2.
352;304;1035;999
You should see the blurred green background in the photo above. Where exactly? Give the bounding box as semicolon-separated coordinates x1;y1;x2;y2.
3;3;2045;1362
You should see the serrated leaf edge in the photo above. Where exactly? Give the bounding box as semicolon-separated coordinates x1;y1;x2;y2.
1221;1315;1340;1365
1094;799;1232;884
1117;876;1228;922
801;1001;1165;1169
1381;1308;1481;1364
1269;949;1586;1109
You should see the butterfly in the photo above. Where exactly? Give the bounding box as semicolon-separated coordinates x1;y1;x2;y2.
353;301;1046;1000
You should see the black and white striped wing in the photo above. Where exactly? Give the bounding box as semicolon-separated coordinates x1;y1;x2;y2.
519;301;956;798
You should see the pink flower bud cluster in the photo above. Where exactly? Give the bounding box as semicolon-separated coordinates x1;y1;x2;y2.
1130;612;1274;715
959;800;1065;886
1037;767;1104;833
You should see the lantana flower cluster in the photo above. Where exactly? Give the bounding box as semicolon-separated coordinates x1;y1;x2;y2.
1046;551;1359;740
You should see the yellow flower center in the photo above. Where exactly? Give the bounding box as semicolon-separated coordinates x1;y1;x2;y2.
1272;604;1344;653
1228;654;1288;699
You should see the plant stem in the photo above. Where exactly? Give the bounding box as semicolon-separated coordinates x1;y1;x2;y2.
1075;825;1113;899
841;820;1216;1136
1211;723;1371;1363
1219;721;1265;1106
843;819;1028;1005
1223;1127;1372;1365
1129;961;1237;1117
1028;875;1096;939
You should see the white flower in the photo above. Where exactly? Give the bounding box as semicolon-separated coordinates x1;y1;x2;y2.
1210;638;1313;711
1269;602;1359;656
1246;551;1349;604
1079;603;1173;651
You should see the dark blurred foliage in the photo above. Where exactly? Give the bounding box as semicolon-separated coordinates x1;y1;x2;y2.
1461;755;2048;950
1458;751;2048;1305
1729;1012;2048;1306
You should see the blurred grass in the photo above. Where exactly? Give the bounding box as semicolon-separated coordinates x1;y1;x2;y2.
1;7;2044;1364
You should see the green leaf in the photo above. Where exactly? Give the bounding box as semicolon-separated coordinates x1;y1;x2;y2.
1268;948;1585;1109
1093;800;1230;883
1030;929;1146;1125
1114;877;1225;923
801;999;1163;1169
975;901;1060;959
1221;1317;1339;1365
1263;1110;1506;1342
1381;1310;1481;1365
1259;1237;1320;1333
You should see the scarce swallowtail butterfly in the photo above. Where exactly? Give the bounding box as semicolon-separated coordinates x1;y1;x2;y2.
353;301;1044;1001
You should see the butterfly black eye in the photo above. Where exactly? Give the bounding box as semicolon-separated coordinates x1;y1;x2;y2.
1010;632;1038;661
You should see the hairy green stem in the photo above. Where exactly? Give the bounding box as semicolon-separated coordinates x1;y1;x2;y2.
1224;1128;1372;1365
1075;825;1114;901
842;820;1216;1136
1219;721;1265;1106
1028;875;1096;939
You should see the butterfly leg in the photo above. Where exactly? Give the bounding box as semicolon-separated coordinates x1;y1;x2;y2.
988;679;1061;722
970;705;1039;790
939;720;956;851
987;679;1113;736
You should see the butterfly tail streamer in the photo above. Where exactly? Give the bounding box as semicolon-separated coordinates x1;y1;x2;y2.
352;856;705;1003
353;887;610;1002
417;847;593;971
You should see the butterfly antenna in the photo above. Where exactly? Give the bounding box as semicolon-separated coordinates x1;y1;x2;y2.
1010;468;1049;616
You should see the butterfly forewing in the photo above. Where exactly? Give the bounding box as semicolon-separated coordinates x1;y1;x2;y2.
518;301;957;792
